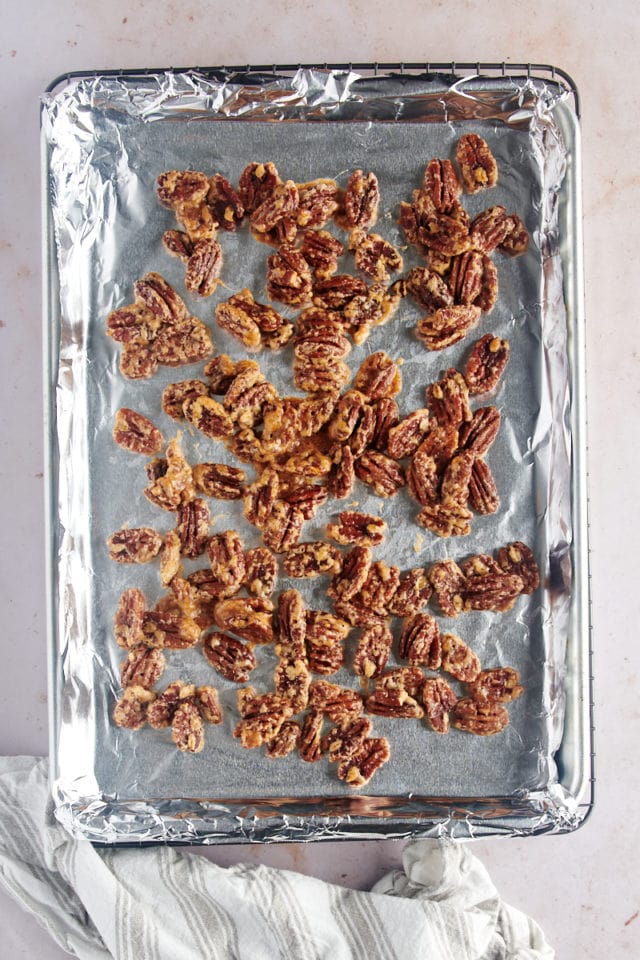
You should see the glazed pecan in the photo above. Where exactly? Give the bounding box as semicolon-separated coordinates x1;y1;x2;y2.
280;484;329;520
460;569;524;613
499;213;530;256
159;530;182;586
337;737;390;788
113;686;156;730
467;667;524;704
388;569;432;617
426;369;471;427
299;229;343;279
238;161;281;213
398;613;441;668
354;450;405;497
366;684;424;719
299;710;324;762
283;541;343;578
215;291;262;350
183;396;235;440
187;566;239;605
352;622;393;680
206;173;244;231
452;698;509;735
243;470;280;528
266;244;313;306
192;462;246;500
343;170;380;230
157;169;210;208
276;589;307;659
213;597;274;645
386;410;431;460
185;238;223;296
234;699;293;749
377;666;425;698
120;645;166;690
415;305;481;351
161;379;208;421
305;610;350;675
326;511;386;547
496;541;540;594
251;179;299;234
204;354;239;394
456;133;498;194
261;501;305;553
266;720;301;758
196;685;223;724
243;547;278;599
458;406;501;457
113;408;163;455
354;352;402;400
283;447;333;478
464;334;510;395
203;632;256;683
322;716;373;762
460;553;503;579
296;179;340;228
422;677;457;734
358;561;401;616
142;609;201;649
274;657;311;713
428;559;467;617
313;274;368;311
294;312;351;361
207;531;246;595
416;500;473;538
107;527;163;564
423;158;461;212
296;393;338;437
174;198;217;242
106;302;158;344
175;498;210;558
369;398;400;451
146;681;191;728
333;596;387;629
469;205;511;253
294;356;351;395
348;404;376;458
133;272;188;324
327;545;372;603
448;250;498;313
412;193;471;256
308;681;363;724
441;451;475;508
145;436;195;512
171;699;205;753
327;391;366;442
114;588;146;649
328;444;356;499
353;233;403;282
116;338;156;381
406;266;454;313
407;448;439;506
468;459;500;515
441;633;481;682
153;315;213;367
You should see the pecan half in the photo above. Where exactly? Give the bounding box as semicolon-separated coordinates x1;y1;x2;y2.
398;613;441;668
308;681;363;724
193;462;246;500
407;448;439;506
276;589;307;659
113;686;156;730
213;597;274;645
354;352;402;400
423;158;461;212
183;395;235;440
440;451;475;508
153;316;213;367
261;501;305;553
120;645;166;690
458;406;501;457
243;547;278;599
296;179;339;229
305;610;350;675
354;450;405;497
106;302;158;344
238;161;281;213
428;559;467;617
415;305;481;351
299;228;343;279
160;530;182;586
496;541;540;594
366;684;424;719
332;597;387;629
337;737;390;788
107;527;163;564
468;458;500;515
283;541;343;578
215;291;262;350
146;681;191;728
422;677;457;734
470;205;511;253
266;244;313;306
203;632;256;683
161;380;209;421
343;170;380;230
133;272;188;324
386;410;431;460
449;250;498;313
377;667;425;698
452;698;509;735
416;500;472;538
353;233;403;282
358;561;401;616
142;610;201;649
207;531;246;595
326;511;386;547
322;716;372;762
464;334;510;395
185;238;223;296
207;173;245;231
328;444;356;499
299;710;325;762
327;391;367;442
175;498;210;558
251;179;299;234
281;484;329;520
114;588;146;649
441;633;481;682
266;720;301;758
157;170;210;208
196;685;223;724
467;667;524;704
204;354;238;394
499;213;530;256
171;699;205;753
274;657;311;713
313;275;368;311
113;408;163;455
174;198;218;242
387;569;432;617
143;436;195;512
426;368;471;427
370;398;400;451
456;134;498;194
406;266;454;313
353;622;393;680
327;545;372;602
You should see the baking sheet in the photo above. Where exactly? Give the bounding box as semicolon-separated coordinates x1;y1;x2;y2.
42;68;591;842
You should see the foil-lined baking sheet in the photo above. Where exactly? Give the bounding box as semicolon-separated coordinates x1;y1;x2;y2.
42;68;590;843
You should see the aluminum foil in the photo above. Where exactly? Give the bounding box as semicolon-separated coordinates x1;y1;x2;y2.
42;68;588;843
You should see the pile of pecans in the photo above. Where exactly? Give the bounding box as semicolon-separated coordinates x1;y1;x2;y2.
107;135;539;787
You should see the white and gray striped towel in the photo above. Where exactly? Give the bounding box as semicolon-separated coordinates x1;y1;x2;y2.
0;757;554;959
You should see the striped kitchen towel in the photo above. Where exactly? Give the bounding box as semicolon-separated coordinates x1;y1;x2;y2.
0;756;554;959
